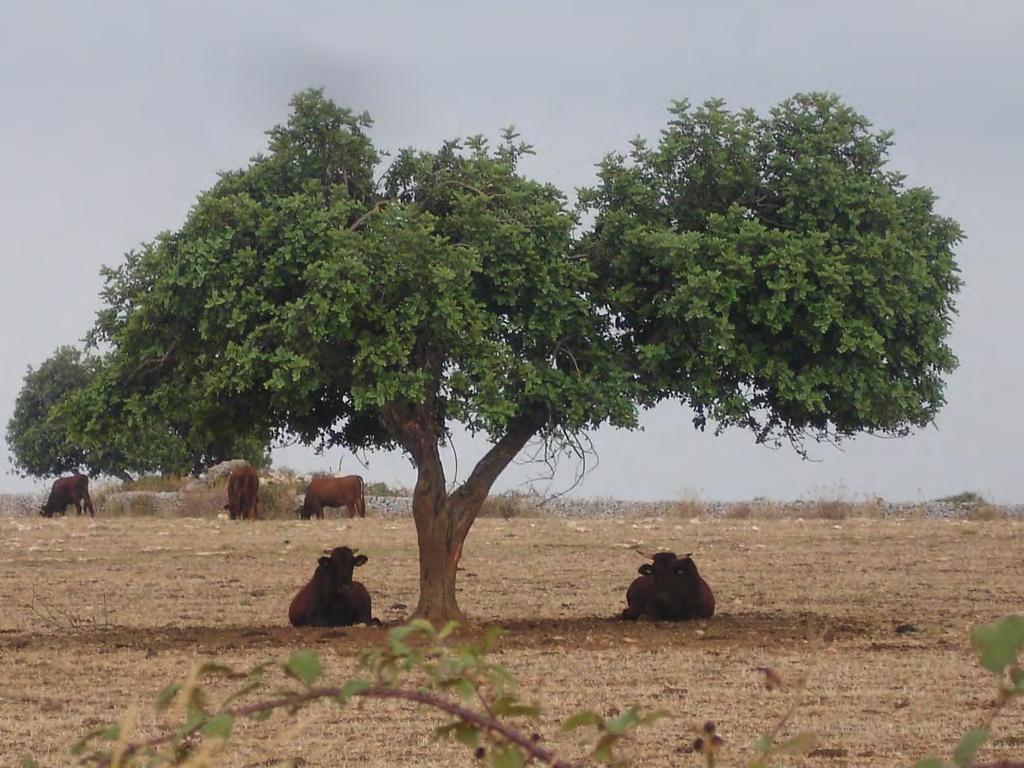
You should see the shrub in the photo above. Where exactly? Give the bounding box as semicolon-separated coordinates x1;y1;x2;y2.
119;474;190;492
56;615;1024;768
479;492;536;519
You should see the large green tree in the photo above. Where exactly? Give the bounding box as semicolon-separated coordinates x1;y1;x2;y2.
7;346;269;481
66;89;961;620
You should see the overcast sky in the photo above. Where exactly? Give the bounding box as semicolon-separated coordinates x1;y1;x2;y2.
2;1;1022;502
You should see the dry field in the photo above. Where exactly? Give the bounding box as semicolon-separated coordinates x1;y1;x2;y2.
0;513;1021;767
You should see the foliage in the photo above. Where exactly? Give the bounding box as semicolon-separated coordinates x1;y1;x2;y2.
936;491;988;505
54;88;963;618
55;615;1024;768
913;614;1024;768
66;620;665;768
5;347;126;480
6;346;270;480
580;93;963;449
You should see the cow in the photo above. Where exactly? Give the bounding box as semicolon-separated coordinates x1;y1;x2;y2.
223;465;259;520
40;474;95;518
621;551;715;621
288;546;379;627
298;475;366;519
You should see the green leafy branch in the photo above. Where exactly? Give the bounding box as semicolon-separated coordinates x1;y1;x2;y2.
67;620;663;768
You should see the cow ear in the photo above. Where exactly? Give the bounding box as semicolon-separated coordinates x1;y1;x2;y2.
638;563;654;576
353;554;368;567
318;556;331;567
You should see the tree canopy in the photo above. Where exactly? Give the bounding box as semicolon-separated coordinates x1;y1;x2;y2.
43;89;961;619
7;345;269;481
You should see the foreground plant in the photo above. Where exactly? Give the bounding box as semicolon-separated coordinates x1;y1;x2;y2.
43;615;1023;768
64;620;665;768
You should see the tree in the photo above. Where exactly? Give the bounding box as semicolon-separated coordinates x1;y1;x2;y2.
67;89;962;620
7;346;270;481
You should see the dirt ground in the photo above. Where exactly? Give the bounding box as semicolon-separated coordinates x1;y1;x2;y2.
0;513;1021;767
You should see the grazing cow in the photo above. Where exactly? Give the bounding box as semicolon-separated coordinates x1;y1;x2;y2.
40;474;95;518
223;466;259;520
621;551;715;621
298;475;366;519
288;546;378;627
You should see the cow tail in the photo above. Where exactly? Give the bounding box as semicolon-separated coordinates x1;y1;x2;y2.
358;476;366;518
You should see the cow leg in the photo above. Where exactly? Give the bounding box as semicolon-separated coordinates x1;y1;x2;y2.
74;499;83;516
83;492;95;517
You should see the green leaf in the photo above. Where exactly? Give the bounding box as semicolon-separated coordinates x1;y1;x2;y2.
285;650;321;687
201;713;234;740
754;734;774;754
1010;666;1024;691
971;615;1024;674
155;682;181;711
952;728;988;768
604;706;641;735
198;662;239;678
438;620;460;640
777;732;817;754
592;733;618;763
453;723;481;747
562;710;604;731
914;759;954;768
335;678;371;704
490;746;525;768
491;696;540;718
481;625;504;652
100;724;121;741
20;760;41;768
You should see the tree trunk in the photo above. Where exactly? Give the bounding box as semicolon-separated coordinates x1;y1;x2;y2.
387;402;545;624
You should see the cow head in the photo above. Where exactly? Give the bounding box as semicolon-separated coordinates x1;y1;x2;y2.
324;546;367;585
638;552;697;582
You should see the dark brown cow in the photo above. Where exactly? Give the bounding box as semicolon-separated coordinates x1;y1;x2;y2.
223;466;259;520
298;475;366;519
40;474;95;518
288;546;378;627
621;551;715;621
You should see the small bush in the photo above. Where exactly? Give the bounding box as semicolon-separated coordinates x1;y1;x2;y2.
966;504;1005;522
120;474;190;492
257;483;301;520
671;497;707;518
364;481;411;497
479;492;535;519
936;491;988;505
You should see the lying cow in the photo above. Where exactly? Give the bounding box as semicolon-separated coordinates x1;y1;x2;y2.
298;475;366;519
40;473;95;518
288;546;379;627
621;551;715;621
223;465;259;520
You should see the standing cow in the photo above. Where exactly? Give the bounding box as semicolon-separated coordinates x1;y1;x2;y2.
621;551;715;621
288;546;378;626
223;466;259;520
298;475;366;519
40;474;95;518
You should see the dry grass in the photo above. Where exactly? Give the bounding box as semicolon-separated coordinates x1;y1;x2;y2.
1;516;1022;767
478;491;538;519
672;497;708;518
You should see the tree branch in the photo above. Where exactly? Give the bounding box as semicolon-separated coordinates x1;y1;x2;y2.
94;684;582;768
447;410;546;524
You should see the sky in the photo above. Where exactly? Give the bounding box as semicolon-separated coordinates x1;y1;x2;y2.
1;1;1022;503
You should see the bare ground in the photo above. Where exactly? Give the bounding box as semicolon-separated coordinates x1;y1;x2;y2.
0;514;1021;767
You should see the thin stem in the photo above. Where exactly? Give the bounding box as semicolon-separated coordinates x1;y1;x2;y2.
94;684;584;768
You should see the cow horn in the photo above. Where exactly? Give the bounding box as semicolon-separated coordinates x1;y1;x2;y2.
682;552;693;559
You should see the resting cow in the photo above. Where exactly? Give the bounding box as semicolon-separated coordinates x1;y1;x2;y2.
288;546;378;627
298;475;366;519
223;465;259;520
621;551;715;621
40;474;95;518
